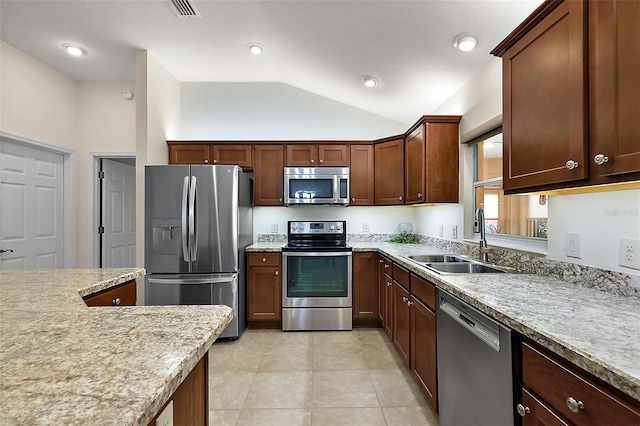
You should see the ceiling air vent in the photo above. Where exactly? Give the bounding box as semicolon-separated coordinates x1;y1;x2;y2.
169;0;201;17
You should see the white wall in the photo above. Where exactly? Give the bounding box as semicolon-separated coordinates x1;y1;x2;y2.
413;204;465;241
180;82;408;140
548;189;640;274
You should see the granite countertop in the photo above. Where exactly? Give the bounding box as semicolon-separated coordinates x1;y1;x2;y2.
247;241;640;401
0;268;233;425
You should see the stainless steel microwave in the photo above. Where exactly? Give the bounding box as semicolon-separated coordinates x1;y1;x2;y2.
284;167;349;206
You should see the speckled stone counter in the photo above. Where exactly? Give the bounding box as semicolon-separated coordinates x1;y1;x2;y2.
0;269;233;425
246;241;640;400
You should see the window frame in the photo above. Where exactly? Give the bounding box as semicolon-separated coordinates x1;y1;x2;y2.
470;127;548;254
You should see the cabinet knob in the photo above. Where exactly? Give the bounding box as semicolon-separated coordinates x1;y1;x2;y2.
417;192;423;198
352;197;356;202
407;300;413;306
565;160;579;170
275;270;279;276
379;259;384;264
594;154;609;165
319;159;324;164
112;297;121;306
204;159;209;164
279;197;283;203
398;196;403;201
384;264;389;269
262;257;267;263
566;397;584;413
310;159;315;164
213;159;218;164
402;296;408;302
516;404;530;417
387;281;392;287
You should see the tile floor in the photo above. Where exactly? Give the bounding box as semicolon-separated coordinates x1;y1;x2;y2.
208;328;439;425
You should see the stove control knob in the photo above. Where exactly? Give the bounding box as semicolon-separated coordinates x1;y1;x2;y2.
330;225;335;230
336;225;342;231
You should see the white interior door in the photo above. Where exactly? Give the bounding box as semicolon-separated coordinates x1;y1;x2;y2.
0;141;64;269
101;158;136;267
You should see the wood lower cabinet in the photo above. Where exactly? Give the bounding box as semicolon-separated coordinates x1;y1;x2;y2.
83;280;136;307
520;388;571;426
148;353;208;426
392;281;411;368
374;137;404;205
211;144;252;168
352;252;378;326
520;340;640;426
410;275;437;413
247;252;282;328
377;256;393;339
169;144;211;165
404;116;461;204
253;145;284;206
350;144;374;205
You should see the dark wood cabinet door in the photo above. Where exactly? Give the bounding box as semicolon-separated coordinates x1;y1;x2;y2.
169;144;211;165
384;272;394;340
377;256;385;324
392;281;411;368
247;264;281;321
350;144;374;205
589;0;640;178
353;252;378;322
502;0;588;191
211;144;252;168
83;280;136;307
318;144;349;167
374;138;404;205
411;296;437;413
286;144;318;167
253;145;284;206
405;125;426;204
520;388;571;426
424;121;460;203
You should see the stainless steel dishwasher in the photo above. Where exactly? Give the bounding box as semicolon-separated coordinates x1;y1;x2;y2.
437;289;515;426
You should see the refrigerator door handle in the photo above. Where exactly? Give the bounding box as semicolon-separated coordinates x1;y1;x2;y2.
181;176;189;262
146;276;235;285
189;175;197;261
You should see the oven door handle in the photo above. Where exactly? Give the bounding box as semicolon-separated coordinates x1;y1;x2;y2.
282;251;353;257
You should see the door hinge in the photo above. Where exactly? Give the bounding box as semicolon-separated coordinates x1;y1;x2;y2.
98;170;105;179
98;226;105;234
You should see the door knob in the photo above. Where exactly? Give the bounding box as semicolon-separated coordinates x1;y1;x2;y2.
0;249;14;254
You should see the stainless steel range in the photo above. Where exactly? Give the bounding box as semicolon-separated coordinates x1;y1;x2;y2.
282;220;352;331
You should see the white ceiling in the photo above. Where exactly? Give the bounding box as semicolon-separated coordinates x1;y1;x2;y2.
0;0;543;124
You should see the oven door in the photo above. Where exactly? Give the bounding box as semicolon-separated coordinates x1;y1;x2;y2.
282;251;352;308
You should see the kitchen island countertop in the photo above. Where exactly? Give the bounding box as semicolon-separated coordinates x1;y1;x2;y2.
0;268;233;425
247;241;640;401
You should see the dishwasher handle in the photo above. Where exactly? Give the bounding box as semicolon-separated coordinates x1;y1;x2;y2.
439;297;501;352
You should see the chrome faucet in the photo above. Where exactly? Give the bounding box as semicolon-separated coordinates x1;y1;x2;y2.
474;207;491;263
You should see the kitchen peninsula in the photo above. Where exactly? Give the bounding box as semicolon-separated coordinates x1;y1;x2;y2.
0;268;233;425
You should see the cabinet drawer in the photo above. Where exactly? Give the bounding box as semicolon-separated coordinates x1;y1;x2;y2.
83;280;136;307
248;252;281;267
410;274;435;310
522;341;640;426
392;264;410;290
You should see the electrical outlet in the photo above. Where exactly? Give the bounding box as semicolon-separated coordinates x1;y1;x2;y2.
155;400;173;426
619;237;640;270
363;222;370;233
439;224;443;237
452;225;458;240
270;222;278;233
565;233;581;258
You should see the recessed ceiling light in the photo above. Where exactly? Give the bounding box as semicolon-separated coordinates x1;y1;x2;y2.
362;76;378;88
453;34;478;52
247;43;264;55
62;43;87;56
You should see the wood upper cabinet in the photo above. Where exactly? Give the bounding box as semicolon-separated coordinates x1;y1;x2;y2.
253;145;284;206
589;0;640;179
352;252;378;324
247;253;282;322
211;144;252;168
169;144;211;165
374;137;404;205
520;340;640;426
405;117;461;204
285;144;349;167
350;144;374;205
83;280;136;307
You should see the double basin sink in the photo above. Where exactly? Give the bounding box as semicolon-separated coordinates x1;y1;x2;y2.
403;254;518;275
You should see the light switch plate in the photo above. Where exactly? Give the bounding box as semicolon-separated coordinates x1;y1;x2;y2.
565;233;581;258
363;222;370;233
270;222;278;233
156;400;173;426
439;224;443;237
451;225;458;240
619;237;640;270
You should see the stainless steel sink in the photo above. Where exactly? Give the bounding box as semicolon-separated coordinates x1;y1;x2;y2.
407;254;469;263
425;262;506;274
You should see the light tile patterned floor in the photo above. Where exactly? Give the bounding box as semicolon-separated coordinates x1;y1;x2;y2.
208;329;439;425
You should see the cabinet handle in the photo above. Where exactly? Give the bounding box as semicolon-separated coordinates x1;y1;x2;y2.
204;159;209;164
565;160;579;170
594;154;609;165
398;196;403;201
112;297;121;306
566;397;584;413
310;159;315;164
213;159;218;164
516;404;530;417
319;159;324;164
275;270;279;276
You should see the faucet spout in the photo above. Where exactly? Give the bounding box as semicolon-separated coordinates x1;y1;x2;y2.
475;208;490;262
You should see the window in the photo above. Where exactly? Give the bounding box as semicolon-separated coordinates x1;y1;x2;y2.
472;128;548;246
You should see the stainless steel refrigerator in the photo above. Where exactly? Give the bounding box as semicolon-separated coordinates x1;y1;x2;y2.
144;165;252;339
